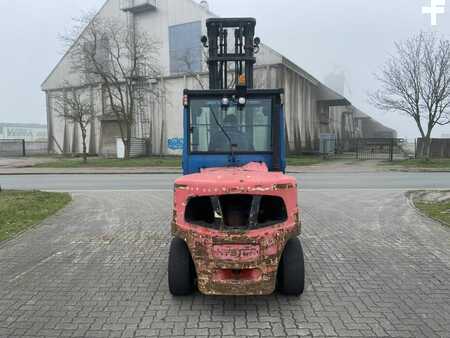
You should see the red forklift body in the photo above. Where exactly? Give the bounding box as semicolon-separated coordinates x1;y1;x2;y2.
172;163;300;295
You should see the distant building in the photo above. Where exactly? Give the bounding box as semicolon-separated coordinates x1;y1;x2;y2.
0;123;47;142
42;0;396;156
442;134;450;138
323;67;351;98
352;109;398;139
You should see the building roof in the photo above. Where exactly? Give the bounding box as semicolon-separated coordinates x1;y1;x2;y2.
41;0;335;94
353;108;371;119
41;0;113;90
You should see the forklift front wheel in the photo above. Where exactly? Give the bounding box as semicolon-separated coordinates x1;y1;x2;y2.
277;237;305;296
168;237;196;296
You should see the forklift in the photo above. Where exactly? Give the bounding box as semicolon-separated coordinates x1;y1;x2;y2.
169;17;305;296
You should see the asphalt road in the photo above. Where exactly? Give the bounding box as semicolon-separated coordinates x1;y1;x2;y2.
1;172;450;191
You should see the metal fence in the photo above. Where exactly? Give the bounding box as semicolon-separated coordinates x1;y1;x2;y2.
0;139;48;157
327;138;410;161
25;141;49;156
356;139;397;161
417;138;450;158
0;139;25;157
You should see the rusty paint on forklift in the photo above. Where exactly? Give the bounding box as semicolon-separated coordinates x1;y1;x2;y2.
172;163;301;295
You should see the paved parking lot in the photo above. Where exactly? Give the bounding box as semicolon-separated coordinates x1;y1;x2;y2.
0;188;449;338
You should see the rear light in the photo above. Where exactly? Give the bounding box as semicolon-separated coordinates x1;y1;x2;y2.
238;97;246;105
238;74;246;86
183;95;189;107
174;184;188;190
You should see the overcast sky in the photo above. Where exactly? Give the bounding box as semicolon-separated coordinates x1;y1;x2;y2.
0;0;449;138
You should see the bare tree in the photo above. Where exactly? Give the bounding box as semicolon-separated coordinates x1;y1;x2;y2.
54;88;95;163
371;32;450;159
62;13;162;159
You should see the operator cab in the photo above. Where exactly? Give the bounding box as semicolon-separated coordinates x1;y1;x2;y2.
182;88;285;174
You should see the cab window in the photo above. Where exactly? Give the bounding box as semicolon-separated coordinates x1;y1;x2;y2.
189;98;272;153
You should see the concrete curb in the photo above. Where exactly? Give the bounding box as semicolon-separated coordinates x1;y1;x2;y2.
0;167;183;175
406;191;450;228
389;168;450;173
0;171;182;176
286;169;385;174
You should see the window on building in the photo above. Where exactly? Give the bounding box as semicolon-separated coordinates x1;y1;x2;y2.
169;21;202;74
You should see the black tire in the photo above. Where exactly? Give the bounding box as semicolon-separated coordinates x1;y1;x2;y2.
277;237;305;296
168;237;196;296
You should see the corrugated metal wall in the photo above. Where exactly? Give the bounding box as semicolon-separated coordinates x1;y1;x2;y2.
261;65;320;154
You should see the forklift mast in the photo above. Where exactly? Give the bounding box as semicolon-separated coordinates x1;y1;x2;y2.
182;18;286;175
202;18;259;90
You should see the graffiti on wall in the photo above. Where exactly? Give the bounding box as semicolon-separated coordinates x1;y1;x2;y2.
168;138;184;150
0;125;47;141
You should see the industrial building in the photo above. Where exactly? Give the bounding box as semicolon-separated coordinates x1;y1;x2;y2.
42;0;396;157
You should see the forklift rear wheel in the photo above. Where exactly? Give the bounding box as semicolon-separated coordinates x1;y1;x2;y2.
168;237;196;296
277;237;305;296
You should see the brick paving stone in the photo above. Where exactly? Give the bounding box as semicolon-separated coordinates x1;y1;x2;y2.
0;190;448;337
